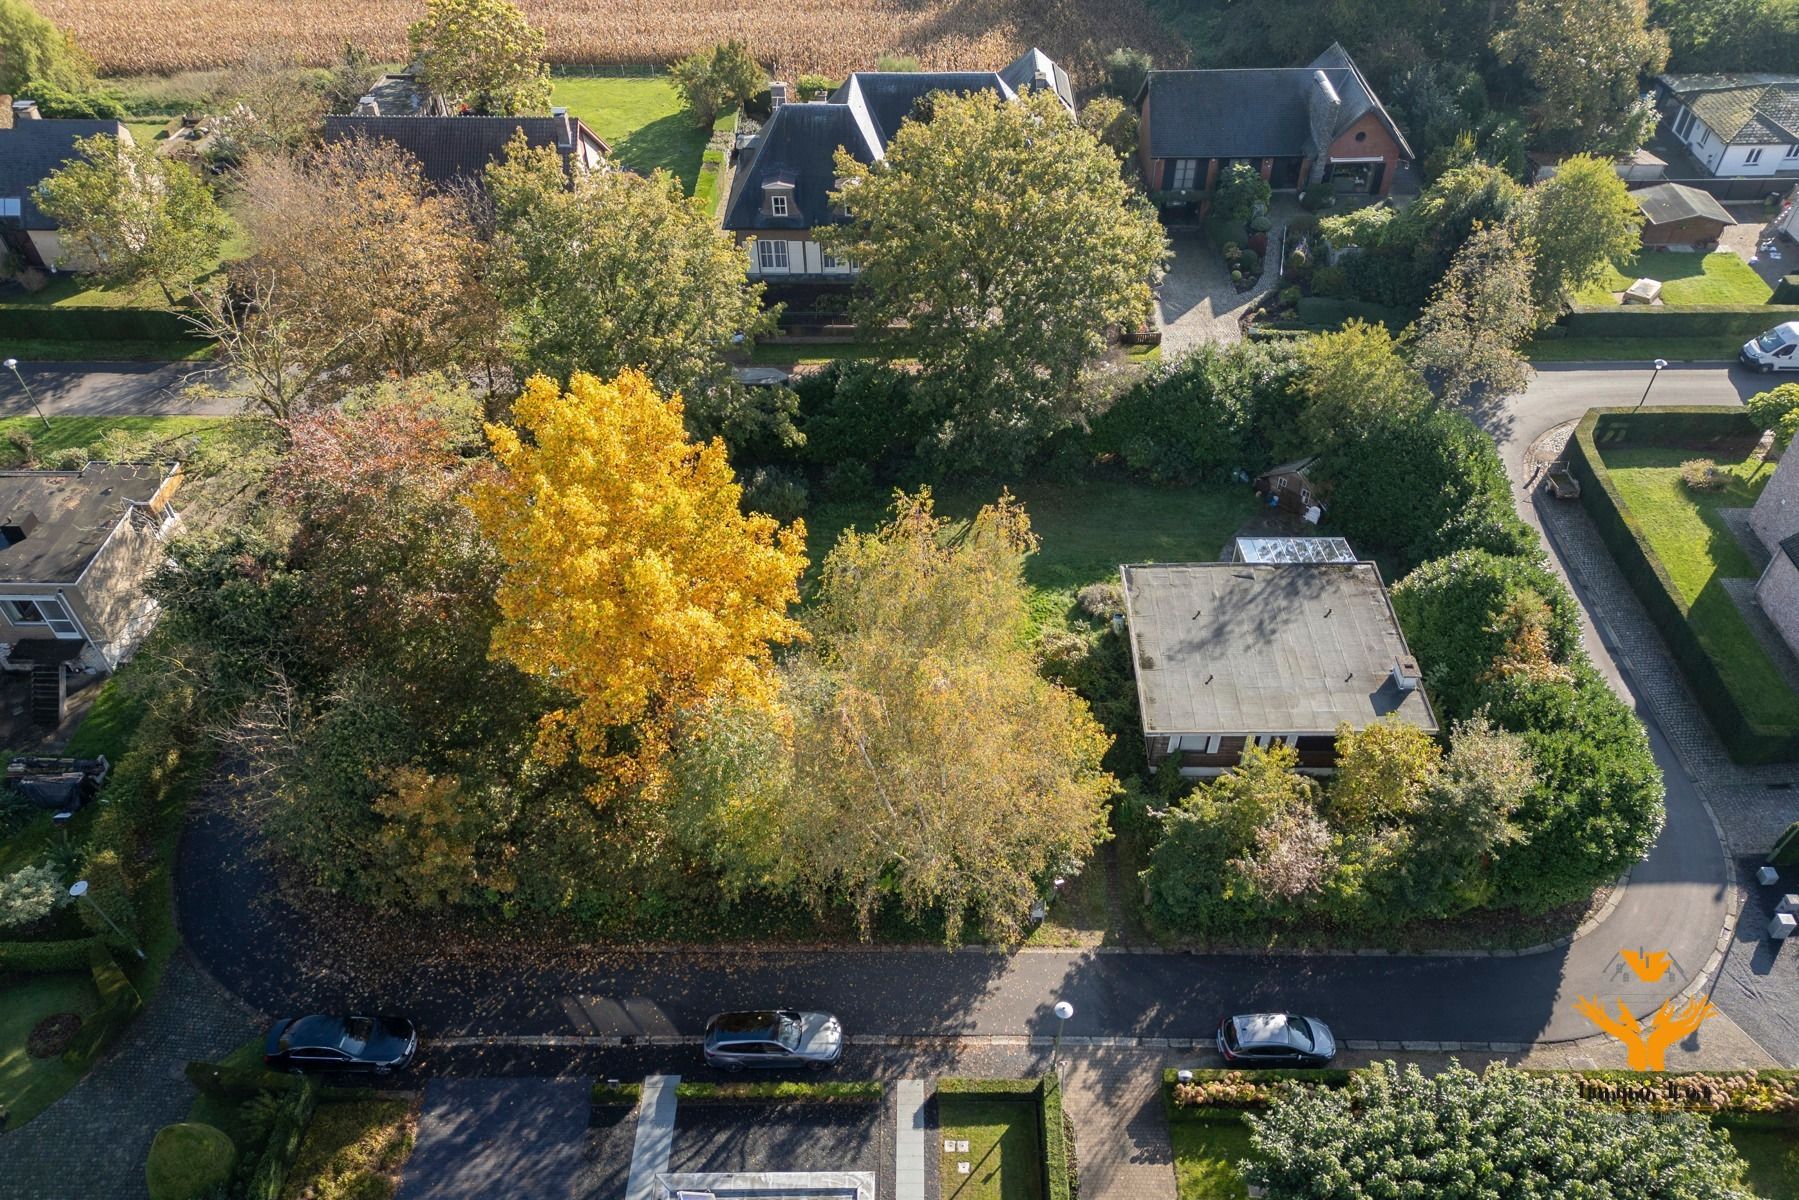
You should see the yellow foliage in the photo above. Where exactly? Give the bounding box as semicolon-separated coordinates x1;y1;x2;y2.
467;370;807;796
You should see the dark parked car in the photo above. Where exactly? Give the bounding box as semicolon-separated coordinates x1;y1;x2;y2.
264;1014;418;1075
1216;1012;1336;1067
703;1009;843;1071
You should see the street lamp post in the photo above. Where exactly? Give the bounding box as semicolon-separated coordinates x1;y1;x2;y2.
1052;1000;1074;1072
1634;359;1670;410
2;358;51;431
69;879;144;960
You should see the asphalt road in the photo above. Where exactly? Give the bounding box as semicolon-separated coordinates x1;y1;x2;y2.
0;360;234;418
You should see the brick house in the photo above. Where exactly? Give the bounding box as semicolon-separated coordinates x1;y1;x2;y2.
1135;44;1412;212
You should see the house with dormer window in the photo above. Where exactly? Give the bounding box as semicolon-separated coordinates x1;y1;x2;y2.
723;48;1073;282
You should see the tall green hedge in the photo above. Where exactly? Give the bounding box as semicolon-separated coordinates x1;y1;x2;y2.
0;305;204;343
0;936;98;973
1561;304;1799;339
1295;296;1412;331
60;941;142;1065
244;1077;320;1200
938;1077;1073;1200
1566;406;1799;764
1770;276;1799;306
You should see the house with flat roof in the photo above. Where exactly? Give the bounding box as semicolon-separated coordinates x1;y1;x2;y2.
1120;560;1437;777
0;463;182;714
1657;73;1799;178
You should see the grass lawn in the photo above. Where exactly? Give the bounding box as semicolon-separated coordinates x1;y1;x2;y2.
1715;1116;1799;1200
3;274;174;309
939;1096;1043;1200
124;119;173;149
0;973;101;1131
1526;335;1746;363
551;73;710;194
1599;444;1799;732
0;338;213;362
1168;1113;1257;1200
278;1098;418;1200
1574;251;1774;306
0;415;234;461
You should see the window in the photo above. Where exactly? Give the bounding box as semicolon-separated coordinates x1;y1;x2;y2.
0;198;19;220
2;597;77;637
821;252;838;270
1673;108;1695;139
757;240;789;271
769;193;789;216
1746;148;1764;166
1787;144;1799;159
1169;159;1197;190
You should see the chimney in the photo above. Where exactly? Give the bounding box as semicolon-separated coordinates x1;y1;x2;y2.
12;98;41;121
552;105;572;149
770;81;790;110
355;94;380;116
1;512;39;547
1391;657;1420;692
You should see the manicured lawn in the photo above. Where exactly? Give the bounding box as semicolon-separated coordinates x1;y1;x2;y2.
3;274;173;309
0;973;101;1131
804;481;1257;631
1574;251;1773;306
1168;1113;1257;1200
939;1096;1043;1200
0;338;213;362
1599;444;1799;731
551;73;710;194
1526;335;1745;363
279;1098;418;1200
0;415;234;462
124;119;173;149
1715;1116;1799;1200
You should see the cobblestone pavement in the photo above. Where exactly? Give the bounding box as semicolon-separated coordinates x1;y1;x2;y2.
1156;233;1269;354
0;954;261;1200
1059;1052;1176;1200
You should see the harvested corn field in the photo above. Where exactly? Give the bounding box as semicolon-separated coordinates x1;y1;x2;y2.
40;0;1179;79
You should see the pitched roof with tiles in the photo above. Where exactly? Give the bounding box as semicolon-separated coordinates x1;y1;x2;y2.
1142;43;1413;162
321;113;607;188
1661;73;1799;145
0;117;129;229
1633;181;1733;227
0;463;174;584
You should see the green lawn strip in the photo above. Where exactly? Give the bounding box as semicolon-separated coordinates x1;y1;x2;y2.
550;73;709;194
0;415;236;461
746;341;898;366
124;119;173;149
0;972;101;1130
1574;251;1774;306
1526;335;1745;363
3;275;172;309
939;1095;1045;1200
1168;1111;1257;1200
1599;446;1799;730
0;338;214;362
277;1097;417;1200
1713;1115;1799;1200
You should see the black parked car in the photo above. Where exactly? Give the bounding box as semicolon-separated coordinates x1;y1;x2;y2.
703;1009;843;1071
264;1014;418;1075
1216;1012;1337;1067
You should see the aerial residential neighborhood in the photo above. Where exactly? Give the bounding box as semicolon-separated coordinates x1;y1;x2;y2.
2;0;1799;1198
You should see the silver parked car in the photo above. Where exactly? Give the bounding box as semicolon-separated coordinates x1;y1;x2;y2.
703;1009;843;1071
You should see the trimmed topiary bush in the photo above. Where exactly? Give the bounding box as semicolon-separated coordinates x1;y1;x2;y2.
146;1122;236;1200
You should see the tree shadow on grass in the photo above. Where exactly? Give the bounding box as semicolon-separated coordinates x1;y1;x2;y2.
614;112;710;194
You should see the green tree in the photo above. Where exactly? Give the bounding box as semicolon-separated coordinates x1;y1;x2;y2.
1100;47;1152;101
34;134;230;304
1409;220;1537;404
1525;154;1645;309
1494;0;1670;154
1211;162;1271;222
670;39;763;127
822;89;1168;469
1328;716;1442;831
0;0;92;94
485;133;775;400
1079;95;1138;162
1296;320;1432;451
1401;717;1533;915
1747;382;1799;448
1407;161;1526;279
407;0;551;115
1247;1060;1755;1200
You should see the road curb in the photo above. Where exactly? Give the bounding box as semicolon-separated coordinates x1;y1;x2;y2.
425;1032;1621;1056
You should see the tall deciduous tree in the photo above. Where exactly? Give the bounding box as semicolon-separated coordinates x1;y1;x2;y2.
407;0;551;115
1494;0;1669;155
485;135;775;400
670;39;763;127
1409;220;1537;404
1525;155;1645;310
821;89;1168;469
1401;717;1533;915
1328;716;1442;831
1247;1061;1753;1200
34;134;229;304
1297;320;1432;449
233;138;500;384
467;370;808;793
0;0;92;94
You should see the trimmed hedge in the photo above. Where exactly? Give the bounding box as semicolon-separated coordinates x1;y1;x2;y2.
1773;820;1799;867
244;1076;320;1200
1294;296;1411;331
185;1060;302;1099
0;305;204;344
146;1121;236;1200
1566;407;1799;763
0;935;98;973
938;1077;1072;1200
61;941;142;1065
1770;275;1799;305
1561;304;1799;339
589;1079;882;1105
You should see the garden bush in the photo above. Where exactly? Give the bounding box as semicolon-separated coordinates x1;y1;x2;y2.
0;862;67;931
186;1060;304;1099
1773;820;1799;867
1571;1071;1799;1113
146;1122;236;1200
0;935;97;972
243;1077;320;1200
62;941;142;1064
1771;275;1799;305
1308;264;1351;298
1679;457;1729;490
794;360;933;481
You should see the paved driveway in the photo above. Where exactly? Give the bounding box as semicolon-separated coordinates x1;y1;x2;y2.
397;1078;596;1200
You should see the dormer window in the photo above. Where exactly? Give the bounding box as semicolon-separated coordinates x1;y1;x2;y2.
770;194;790;217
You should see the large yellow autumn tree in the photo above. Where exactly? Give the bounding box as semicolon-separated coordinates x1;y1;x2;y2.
467;370;807;796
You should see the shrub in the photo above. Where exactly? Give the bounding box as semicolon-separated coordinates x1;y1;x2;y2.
20;80;128;120
2;429;35;467
1309;264;1351;298
146;1122;236;1200
1771;820;1799;866
1283;249;1311;281
1570;1071;1799;1113
875;52;920;72
1172;1072;1282;1109
186;1060;303;1098
795;73;837;99
1239;249;1262;277
1231;269;1244;283
1300;183;1333;210
63;941;142;1064
1100;47;1152;100
795;359;932;480
1278;285;1301;308
0;936;96;972
1250;214;1272;233
0;862;67;931
741;465;809;521
1772;275;1799;305
1679;458;1729;491
1076;582;1124;619
670;39;763;126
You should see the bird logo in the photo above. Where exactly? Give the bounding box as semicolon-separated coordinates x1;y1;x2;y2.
1620;949;1673;982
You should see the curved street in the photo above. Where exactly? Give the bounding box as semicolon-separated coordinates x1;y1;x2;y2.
170;361;1790;1066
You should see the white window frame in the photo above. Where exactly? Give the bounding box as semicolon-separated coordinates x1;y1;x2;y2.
0;595;81;639
821;251;838;270
1745;148;1764;166
757;240;789;272
769;193;790;217
1786;144;1799;159
1170;159;1197;190
1673;108;1695;140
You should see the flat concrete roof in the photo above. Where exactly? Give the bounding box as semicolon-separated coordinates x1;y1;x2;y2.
1121;561;1437;737
0;463;170;584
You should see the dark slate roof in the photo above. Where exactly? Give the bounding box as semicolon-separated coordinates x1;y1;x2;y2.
1661;73;1799;144
726;50;1069;233
1784;531;1799;572
321;113;606;188
0;463;172;584
0;118;129;230
1633;182;1733;227
1142;43;1412;162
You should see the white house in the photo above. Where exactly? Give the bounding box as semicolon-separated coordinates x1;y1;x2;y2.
1658;73;1799;178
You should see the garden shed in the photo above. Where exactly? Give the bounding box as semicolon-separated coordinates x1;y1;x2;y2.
1633;183;1733;249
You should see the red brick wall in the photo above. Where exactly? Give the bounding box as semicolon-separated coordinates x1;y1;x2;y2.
1326;111;1406;195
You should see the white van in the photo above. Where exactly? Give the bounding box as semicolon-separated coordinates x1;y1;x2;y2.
1741;321;1799;372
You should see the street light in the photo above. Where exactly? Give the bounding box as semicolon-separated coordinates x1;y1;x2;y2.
1633;358;1670;410
68;879;145;960
2;358;51;431
1052;1000;1074;1070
